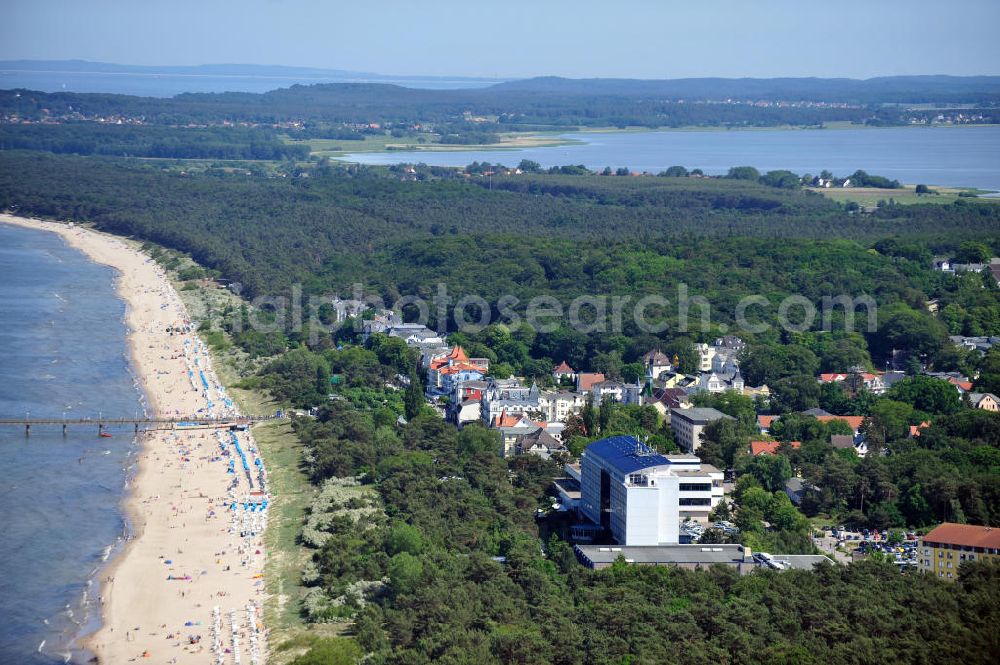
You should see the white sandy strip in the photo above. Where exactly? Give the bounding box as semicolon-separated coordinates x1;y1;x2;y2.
0;215;268;665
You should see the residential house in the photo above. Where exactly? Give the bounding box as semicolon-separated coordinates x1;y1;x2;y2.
552;361;577;383
695;343;716;372
495;412;548;456
830;434;856;452
426;346;488;395
932;257;953;272
696;368;744;394
923;371;974;394
816;416;867;456
968;393;1000;411
537;390;588;422
481;379;543;425
818;369;885;395
590;380;643;405
481;377;588;426
513;427;567;459
647;387;690;421
757;415;778;434
950;336;999;354
576;372;606;393
750;440;801;456
330;297;368;323
642;350;673;381
658;371;696;389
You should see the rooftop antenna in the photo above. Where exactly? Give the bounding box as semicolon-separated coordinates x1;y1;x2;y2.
634;438;656;456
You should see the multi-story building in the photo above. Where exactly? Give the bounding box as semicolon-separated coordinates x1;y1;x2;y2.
580;436;681;546
538;390;588;422
669;407;733;453
695;343;717;372
481;379;543;424
589;380;643;405
660;452;724;522
919;523;1000;580
481;378;588;425
579;436;725;545
426;346;489;395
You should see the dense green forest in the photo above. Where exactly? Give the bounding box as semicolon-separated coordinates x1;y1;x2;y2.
4;75;998;129
2;151;998;299
0;123;308;160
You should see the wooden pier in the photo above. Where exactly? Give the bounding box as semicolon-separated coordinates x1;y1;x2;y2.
0;415;284;436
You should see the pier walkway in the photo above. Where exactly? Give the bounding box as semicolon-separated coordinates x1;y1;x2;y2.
0;415;285;436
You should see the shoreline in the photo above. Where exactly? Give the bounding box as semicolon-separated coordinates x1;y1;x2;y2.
0;214;269;665
327;121;1000;159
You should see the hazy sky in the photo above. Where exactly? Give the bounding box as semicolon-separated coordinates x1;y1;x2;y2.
2;0;999;79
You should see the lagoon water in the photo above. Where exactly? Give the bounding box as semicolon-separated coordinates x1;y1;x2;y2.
342;125;1000;191
0;224;143;663
0;69;499;97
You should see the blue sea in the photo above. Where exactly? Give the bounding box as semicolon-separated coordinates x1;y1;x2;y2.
341;124;1000;192
0;223;144;664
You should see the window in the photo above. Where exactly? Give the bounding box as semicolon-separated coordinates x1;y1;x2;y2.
679;483;711;492
679;498;711;506
628;474;649;487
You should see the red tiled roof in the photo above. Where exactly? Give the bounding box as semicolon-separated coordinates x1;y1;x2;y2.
493;412;545;428
758;415;777;429
577;373;606;391
553;361;575;373
438;362;485;375
922;523;1000;549
816;415;865;431
909;421;931;437
948;378;973;392
750;440;801;456
819;372;882;383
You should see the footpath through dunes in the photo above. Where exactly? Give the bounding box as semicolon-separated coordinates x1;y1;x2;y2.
0;214;270;665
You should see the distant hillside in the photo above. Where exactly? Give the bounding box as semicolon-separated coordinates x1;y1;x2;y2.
2;71;998;129
0;60;505;88
491;75;1000;104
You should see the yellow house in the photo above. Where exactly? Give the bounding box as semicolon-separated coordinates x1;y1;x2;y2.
919;523;1000;581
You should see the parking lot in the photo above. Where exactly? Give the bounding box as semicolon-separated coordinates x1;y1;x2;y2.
814;526;919;566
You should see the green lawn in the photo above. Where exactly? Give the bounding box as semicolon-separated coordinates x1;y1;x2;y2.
808;184;999;208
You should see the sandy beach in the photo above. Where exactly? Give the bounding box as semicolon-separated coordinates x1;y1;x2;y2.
0;214;269;665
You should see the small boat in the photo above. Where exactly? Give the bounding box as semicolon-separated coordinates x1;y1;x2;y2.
99;432;113;438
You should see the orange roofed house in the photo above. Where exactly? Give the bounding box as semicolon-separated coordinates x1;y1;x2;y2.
426;346;490;395
575;372;606;392
818;370;885;395
920;523;1000;580
749;440;801;456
